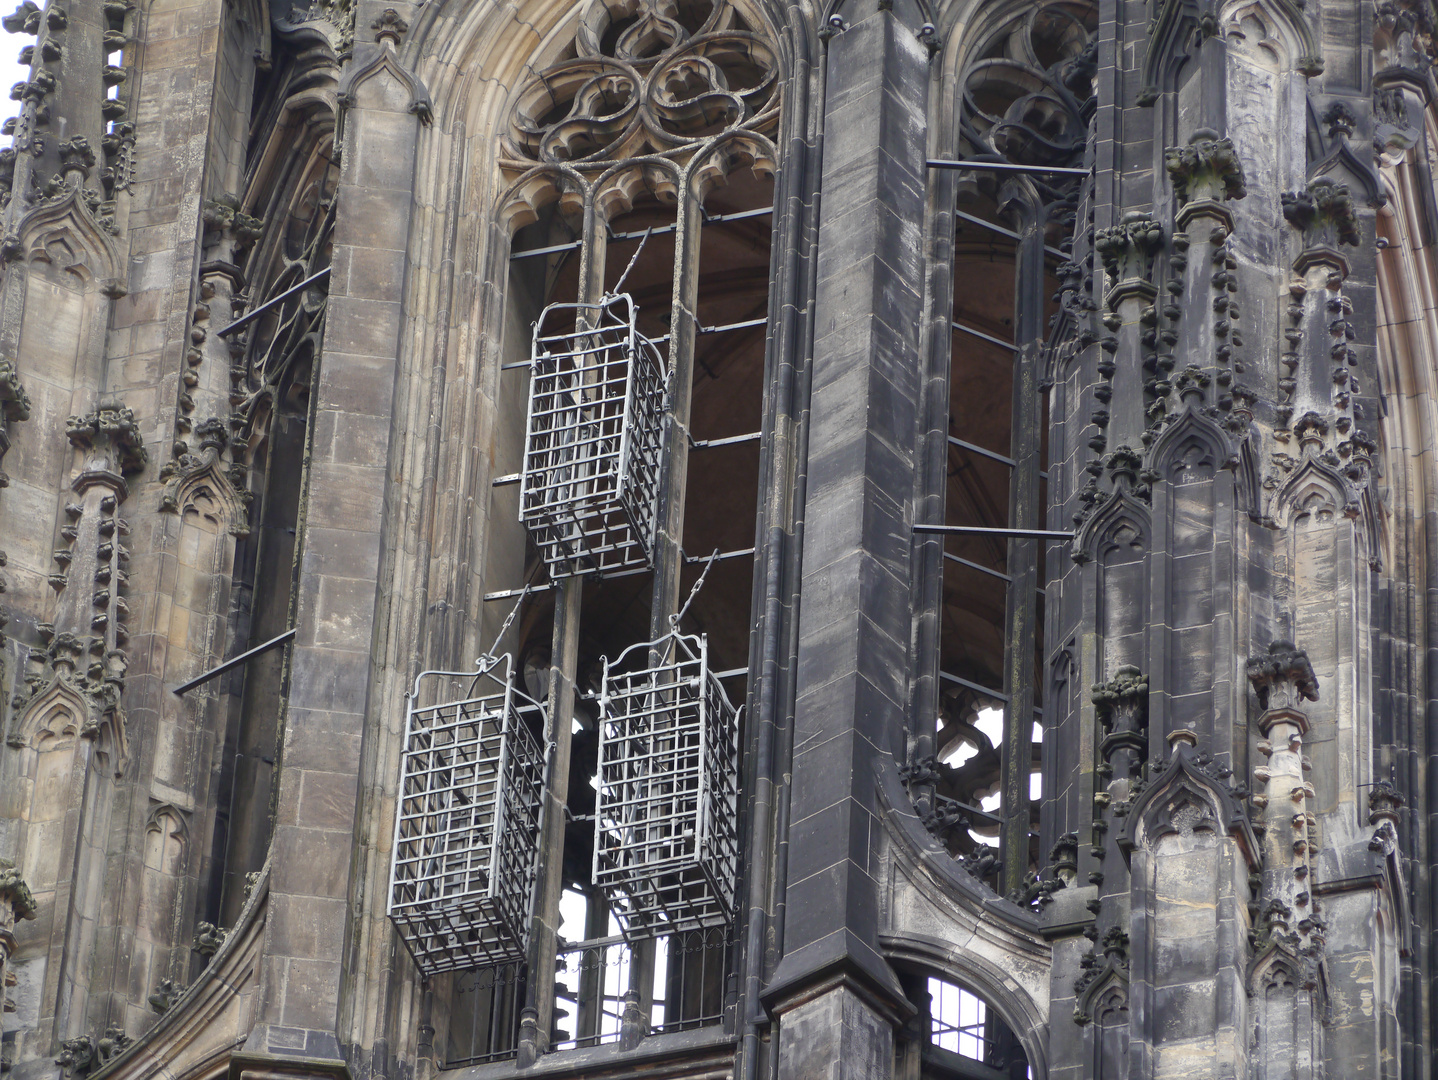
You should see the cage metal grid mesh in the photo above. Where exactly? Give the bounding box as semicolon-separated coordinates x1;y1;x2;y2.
387;659;546;977
520;295;666;576
593;631;740;939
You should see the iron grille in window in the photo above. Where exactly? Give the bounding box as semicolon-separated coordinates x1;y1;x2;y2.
520;295;666;575
387;660;546;977
593;630;740;939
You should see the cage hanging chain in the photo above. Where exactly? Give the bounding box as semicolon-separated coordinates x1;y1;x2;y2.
478;583;531;670
608;226;653;296
670;548;722;630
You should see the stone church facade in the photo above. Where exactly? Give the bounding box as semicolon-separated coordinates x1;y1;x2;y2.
0;0;1432;1073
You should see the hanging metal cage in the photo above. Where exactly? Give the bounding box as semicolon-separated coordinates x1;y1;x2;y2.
387;657;548;977
593;630;740;939
520;294;666;576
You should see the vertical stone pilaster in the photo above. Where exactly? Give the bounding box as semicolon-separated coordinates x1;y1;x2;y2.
243;35;423;1069
764;4;927;1066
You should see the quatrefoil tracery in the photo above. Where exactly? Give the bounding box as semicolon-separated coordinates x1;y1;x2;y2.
506;0;779;167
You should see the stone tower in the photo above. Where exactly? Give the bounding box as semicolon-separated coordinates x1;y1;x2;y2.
0;0;1431;1076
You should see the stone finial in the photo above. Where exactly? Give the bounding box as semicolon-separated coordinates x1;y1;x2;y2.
192;921;226;957
1094;212;1165;286
194;416;228;453
1092;665;1148;734
1165;128;1247;206
66;404;147;476
58;136;95;180
1048;832;1079;884
0;356;30;422
1246;641;1319;711
0;863;37;921
1368;778;1404;825
1101;445;1142;489
1282;177;1361;251
371;7;408;45
201;195;262;248
1321;102;1357;140
147;977;181;1014
1173;364;1212;403
1100;925;1129;962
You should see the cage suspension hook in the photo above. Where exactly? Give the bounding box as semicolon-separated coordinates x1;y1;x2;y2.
670;548;721;630
608;226;653;296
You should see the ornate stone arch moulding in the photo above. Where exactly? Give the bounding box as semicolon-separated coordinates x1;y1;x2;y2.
83;860;271;1080
497;0;781;172
11;184;125;295
875;758;1050;938
1114;741;1260;868
1147;404;1239;482
878;928;1051;1080
1071;490;1150;565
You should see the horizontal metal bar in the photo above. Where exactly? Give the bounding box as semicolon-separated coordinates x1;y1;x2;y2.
558;933;628;952
699;316;767;335
493;472;521;486
939;670;1009;702
174;628;296;695
691;431;761;449
701;206;774;226
943;551;1011;582
952;320;1017;352
947;436;1049;480
917;524;1074;540
501;360;531;370
955;208;1023;243
218;268;331;337
482;564;650;601
511;207;775;260
948;435;1014;468
928;158;1089;177
953;209;1068;260
683;547;754;564
713;666;750;680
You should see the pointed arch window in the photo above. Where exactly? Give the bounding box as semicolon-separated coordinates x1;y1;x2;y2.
406;0;783;1065
915;0;1097;901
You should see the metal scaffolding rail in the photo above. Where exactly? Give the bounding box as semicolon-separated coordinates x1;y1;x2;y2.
593;630;740;939
520;295;666;575
387;657;547;977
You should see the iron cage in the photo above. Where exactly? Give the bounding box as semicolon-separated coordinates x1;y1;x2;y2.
387;658;547;977
520;294;666;576
593;630;740;939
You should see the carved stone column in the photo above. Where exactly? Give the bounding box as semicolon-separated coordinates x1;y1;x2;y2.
1246;641;1325;1075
